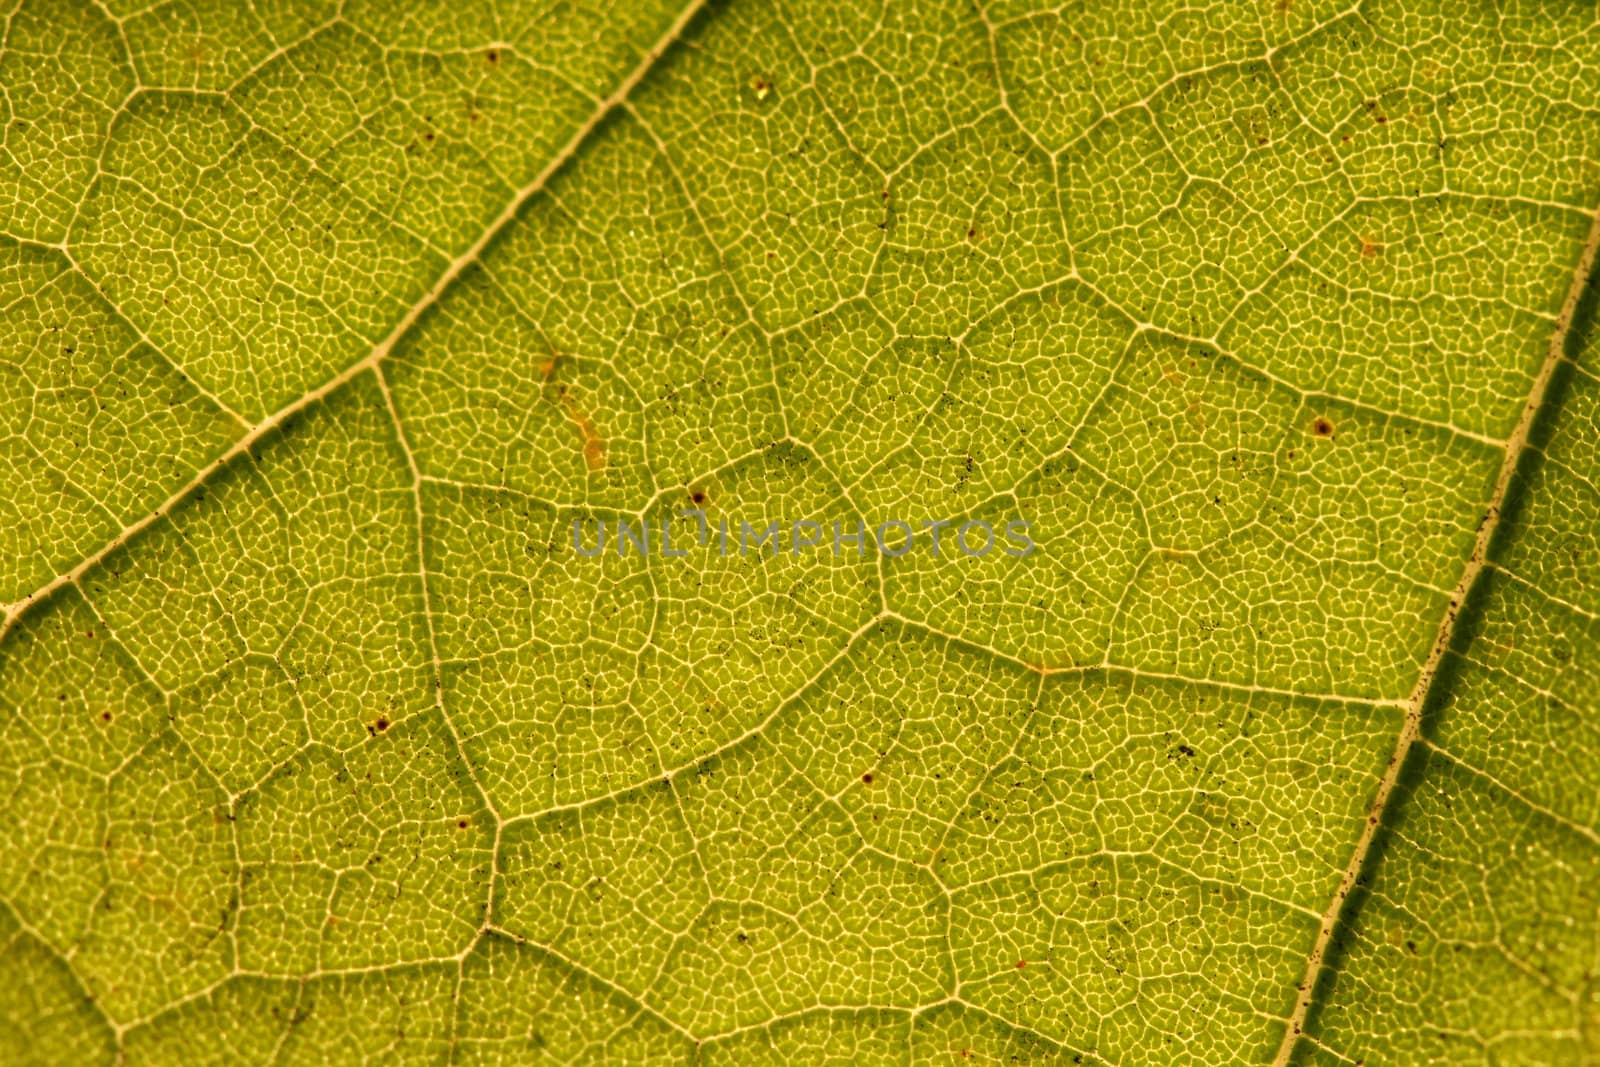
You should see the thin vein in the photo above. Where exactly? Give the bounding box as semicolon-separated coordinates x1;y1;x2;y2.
372;362;502;829
1418;738;1600;849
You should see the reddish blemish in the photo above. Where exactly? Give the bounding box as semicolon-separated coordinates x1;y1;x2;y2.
545;372;606;471
577;416;606;471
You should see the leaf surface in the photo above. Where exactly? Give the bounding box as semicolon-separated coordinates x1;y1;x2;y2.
1;0;1598;1064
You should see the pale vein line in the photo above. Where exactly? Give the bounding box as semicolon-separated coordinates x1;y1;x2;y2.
373;361;502;830
1269;187;1600;1067
891;611;1410;709
481;927;700;1044
0;0;713;644
1418;738;1600;849
1488;558;1600;624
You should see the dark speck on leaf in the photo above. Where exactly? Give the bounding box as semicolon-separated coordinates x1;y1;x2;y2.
1313;417;1334;438
861;772;873;784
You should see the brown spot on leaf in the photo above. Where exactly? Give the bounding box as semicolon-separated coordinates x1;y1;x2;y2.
861;772;874;784
576;415;606;471
1360;236;1382;259
1312;416;1335;438
544;371;606;471
368;716;390;736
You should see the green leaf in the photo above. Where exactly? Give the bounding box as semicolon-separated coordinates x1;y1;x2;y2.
1;0;1597;1064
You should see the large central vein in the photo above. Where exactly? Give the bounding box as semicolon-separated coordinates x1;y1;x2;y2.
0;0;711;645
1269;188;1600;1067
